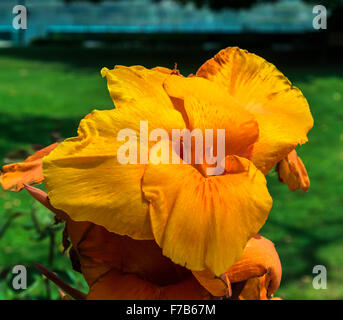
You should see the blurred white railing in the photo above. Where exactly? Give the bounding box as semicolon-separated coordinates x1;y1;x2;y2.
0;0;316;44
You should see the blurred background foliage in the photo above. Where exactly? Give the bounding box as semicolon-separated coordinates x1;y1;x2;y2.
0;0;343;300
64;0;343;10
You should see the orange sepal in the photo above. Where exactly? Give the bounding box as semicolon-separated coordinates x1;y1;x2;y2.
277;149;310;191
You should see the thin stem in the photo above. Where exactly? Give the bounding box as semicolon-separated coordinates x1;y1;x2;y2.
34;263;86;300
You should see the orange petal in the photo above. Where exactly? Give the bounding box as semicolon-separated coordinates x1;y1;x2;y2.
237;277;261;300
196;47;313;174
277;149;310;191
238;274;281;300
64;217;211;300
87;268;210;300
225;234;282;297
68;220;190;287
192;269;227;297
0;143;59;191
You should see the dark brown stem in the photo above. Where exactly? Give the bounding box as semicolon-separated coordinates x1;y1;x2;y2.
34;263;86;300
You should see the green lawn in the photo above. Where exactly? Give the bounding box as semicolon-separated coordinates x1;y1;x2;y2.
0;47;342;299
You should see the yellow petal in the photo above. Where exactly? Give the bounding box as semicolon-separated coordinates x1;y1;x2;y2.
142;146;273;275
44;65;186;239
101;65;186;139
277;149;310;191
101;65;186;134
43;107;182;240
1;143;59;192
101;65;179;116
43;114;150;239
196;47;313;174
163;75;259;160
152;66;182;76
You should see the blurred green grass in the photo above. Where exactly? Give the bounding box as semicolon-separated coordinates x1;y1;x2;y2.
0;47;342;299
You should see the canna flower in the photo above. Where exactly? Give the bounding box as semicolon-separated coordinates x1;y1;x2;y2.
42;63;273;276
0;47;313;299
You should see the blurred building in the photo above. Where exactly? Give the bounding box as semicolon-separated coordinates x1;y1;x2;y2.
0;0;317;45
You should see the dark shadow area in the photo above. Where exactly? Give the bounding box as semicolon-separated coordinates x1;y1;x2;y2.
0;113;81;159
1;34;343;76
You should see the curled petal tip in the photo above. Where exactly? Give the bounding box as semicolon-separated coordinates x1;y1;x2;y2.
101;67;109;78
